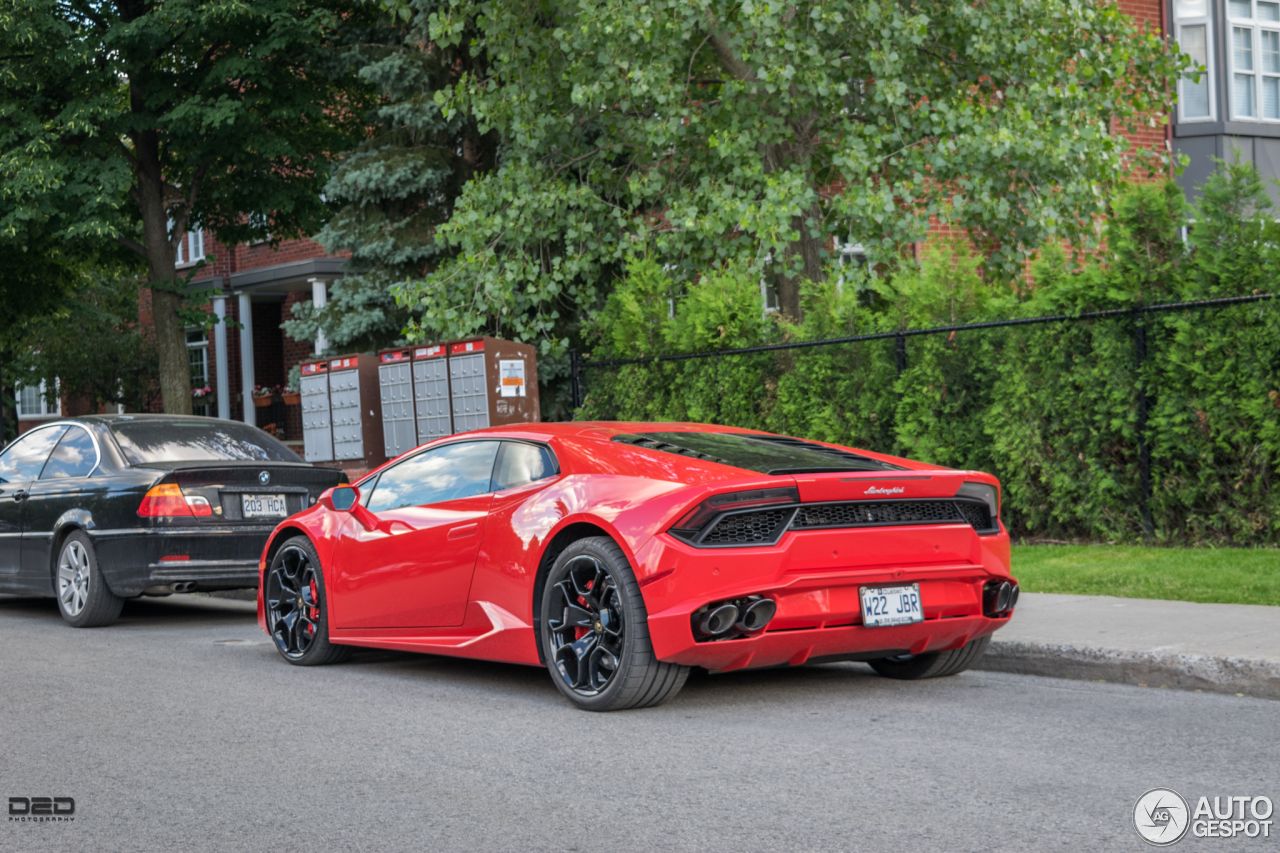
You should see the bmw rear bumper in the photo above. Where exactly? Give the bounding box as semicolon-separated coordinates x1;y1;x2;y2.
90;527;270;597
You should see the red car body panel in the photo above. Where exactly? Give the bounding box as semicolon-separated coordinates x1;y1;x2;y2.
258;422;1016;671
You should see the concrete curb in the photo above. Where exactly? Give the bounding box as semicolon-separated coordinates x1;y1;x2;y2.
976;640;1280;701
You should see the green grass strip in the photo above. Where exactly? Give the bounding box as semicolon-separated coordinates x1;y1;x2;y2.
1011;545;1280;607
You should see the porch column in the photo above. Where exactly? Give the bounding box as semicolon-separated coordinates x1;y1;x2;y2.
308;277;328;355
213;295;231;420
238;292;256;427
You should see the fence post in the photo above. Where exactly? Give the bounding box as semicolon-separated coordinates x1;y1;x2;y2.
569;348;582;411
1134;320;1154;540
895;333;906;376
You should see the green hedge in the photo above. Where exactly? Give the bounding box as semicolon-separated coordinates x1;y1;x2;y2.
578;170;1280;546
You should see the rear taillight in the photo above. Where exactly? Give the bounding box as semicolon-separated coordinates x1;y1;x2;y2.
138;484;211;518
671;486;799;534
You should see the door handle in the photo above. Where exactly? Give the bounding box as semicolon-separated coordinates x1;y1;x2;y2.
13;490;28;502
447;523;479;540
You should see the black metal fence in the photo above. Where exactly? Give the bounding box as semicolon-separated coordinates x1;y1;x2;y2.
569;293;1280;545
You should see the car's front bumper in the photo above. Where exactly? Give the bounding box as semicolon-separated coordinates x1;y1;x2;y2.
634;524;1015;671
91;527;271;597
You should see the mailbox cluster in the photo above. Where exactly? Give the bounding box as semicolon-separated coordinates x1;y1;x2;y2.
298;338;541;466
375;337;541;459
298;354;386;468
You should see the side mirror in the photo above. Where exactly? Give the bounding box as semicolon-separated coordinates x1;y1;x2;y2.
321;485;360;512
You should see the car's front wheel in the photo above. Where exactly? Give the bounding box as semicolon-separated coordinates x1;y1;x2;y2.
868;634;992;680
265;536;351;666
540;537;689;711
56;531;123;628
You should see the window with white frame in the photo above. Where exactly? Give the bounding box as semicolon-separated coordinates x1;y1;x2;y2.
169;219;206;267
1175;0;1215;121
187;329;211;416
1228;0;1280;121
15;379;60;420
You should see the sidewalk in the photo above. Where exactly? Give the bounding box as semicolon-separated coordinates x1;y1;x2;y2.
975;592;1280;700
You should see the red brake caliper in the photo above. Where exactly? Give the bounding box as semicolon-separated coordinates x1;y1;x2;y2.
308;578;319;635
574;579;595;640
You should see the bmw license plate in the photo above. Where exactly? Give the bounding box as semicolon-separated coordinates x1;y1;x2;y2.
242;494;288;518
859;584;924;627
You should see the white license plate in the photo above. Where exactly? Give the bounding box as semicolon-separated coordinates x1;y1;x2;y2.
242;494;288;518
860;583;924;627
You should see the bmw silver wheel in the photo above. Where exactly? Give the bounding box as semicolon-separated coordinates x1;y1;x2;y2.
58;539;91;617
55;531;123;627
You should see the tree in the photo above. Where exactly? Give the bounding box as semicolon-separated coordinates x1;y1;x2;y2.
0;0;374;413
11;273;161;415
282;0;496;355
397;0;1186;350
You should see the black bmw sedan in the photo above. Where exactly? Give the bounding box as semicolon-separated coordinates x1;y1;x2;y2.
0;415;346;627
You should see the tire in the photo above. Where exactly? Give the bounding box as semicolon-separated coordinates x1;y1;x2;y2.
540;537;689;712
56;531;123;628
868;634;992;681
264;535;351;666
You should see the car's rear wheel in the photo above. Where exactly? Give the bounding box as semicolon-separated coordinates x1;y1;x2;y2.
56;531;123;628
265;536;351;666
540;537;689;712
868;634;992;680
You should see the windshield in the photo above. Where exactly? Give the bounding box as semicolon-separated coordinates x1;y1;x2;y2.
613;432;902;474
109;418;303;465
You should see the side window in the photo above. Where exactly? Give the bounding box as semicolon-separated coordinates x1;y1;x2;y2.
492;442;558;491
0;426;69;484
365;441;500;513
40;426;99;479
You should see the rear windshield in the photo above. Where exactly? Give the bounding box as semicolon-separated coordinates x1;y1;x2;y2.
110;419;303;465
613;432;902;474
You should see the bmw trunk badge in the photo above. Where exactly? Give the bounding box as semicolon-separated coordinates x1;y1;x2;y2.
259;471;270;485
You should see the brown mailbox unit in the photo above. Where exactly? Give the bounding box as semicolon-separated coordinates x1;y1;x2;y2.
446;337;540;432
326;353;387;469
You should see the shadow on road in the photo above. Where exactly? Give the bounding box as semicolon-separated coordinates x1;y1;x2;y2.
0;591;257;629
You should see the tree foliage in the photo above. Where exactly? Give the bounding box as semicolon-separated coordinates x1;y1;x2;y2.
394;0;1185;367
581;170;1280;546
0;0;374;412
283;0;496;356
10;274;160;418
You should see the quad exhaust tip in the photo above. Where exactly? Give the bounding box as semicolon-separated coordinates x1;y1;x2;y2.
735;598;777;633
983;581;1019;617
698;604;740;637
693;597;778;639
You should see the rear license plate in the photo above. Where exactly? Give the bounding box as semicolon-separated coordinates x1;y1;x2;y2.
242;494;288;518
859;583;924;627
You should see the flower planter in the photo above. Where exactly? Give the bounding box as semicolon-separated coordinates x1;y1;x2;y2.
252;395;275;408
281;392;301;406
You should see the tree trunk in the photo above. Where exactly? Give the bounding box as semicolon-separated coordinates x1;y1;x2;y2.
151;286;192;415
707;24;824;322
131;114;193;416
773;200;825;322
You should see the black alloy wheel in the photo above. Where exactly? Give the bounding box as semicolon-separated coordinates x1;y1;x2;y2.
265;536;350;666
547;555;627;695
540;537;689;711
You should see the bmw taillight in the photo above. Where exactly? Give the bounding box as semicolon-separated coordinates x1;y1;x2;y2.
670;486;799;540
138;484;212;518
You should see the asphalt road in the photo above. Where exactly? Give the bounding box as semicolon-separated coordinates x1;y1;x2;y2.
1;594;1276;853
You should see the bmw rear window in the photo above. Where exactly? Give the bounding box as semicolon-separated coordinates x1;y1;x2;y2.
612;432;902;474
109;419;303;464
